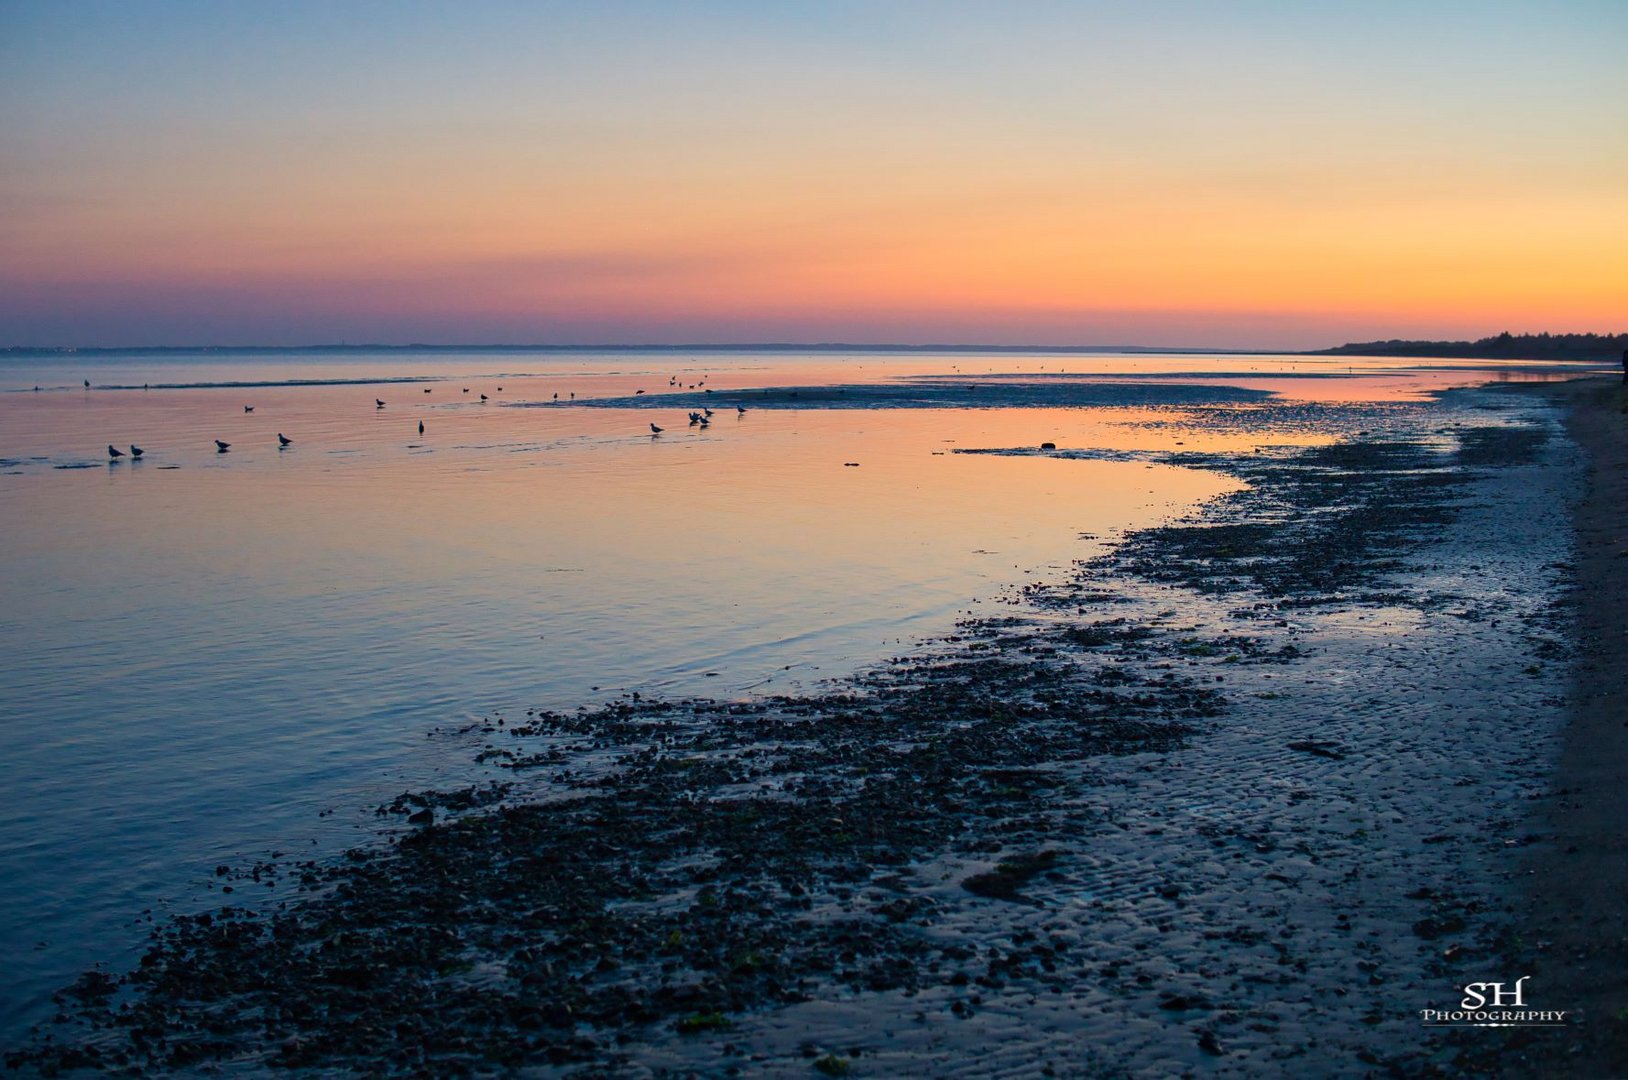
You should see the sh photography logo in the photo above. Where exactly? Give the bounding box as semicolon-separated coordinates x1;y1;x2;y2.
1420;976;1569;1028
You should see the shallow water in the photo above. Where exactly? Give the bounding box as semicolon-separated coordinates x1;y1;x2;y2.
0;348;1606;1041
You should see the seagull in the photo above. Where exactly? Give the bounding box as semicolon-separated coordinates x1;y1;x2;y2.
215;440;231;452
418;420;424;435
376;399;386;408
130;445;144;458
278;433;292;447
650;423;663;435
244;405;254;413
107;444;125;459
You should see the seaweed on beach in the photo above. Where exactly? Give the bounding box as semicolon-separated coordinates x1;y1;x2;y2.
1112;438;1465;599
8;646;1216;1076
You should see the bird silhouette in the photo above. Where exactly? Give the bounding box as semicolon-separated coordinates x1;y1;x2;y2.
418;420;425;435
462;388;470;393
107;444;124;459
278;433;292;447
423;388;431;393
130;445;144;458
650;423;663;435
703;408;714;418
736;405;747;414
83;379;90;388
480;393;488;401
376;399;386;408
215;440;231;452
244;405;254;413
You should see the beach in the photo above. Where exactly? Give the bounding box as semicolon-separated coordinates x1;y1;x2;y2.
5;370;1622;1077
1485;377;1628;1078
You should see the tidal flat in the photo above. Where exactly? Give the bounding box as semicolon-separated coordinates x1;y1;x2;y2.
9;371;1613;1077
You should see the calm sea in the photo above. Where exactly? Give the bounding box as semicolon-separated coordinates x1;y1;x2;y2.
0;347;1595;1041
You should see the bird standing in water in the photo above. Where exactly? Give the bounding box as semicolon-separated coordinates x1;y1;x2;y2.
418;420;425;435
130;445;144;458
650;423;663;435
107;444;124;459
278;433;292;447
215;440;231;452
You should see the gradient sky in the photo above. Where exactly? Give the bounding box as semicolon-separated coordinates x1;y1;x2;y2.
2;1;1624;348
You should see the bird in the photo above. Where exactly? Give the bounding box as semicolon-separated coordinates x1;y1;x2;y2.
418;420;425;435
130;445;144;458
496;386;503;391
83;379;90;388
703;408;714;418
215;440;231;452
480;393;488;401
689;412;701;425
376;399;386;408
736;405;747;415
635;389;646;395
699;416;711;428
107;444;125;459
650;423;663;435
462;388;470;393
278;433;292;447
243;405;254;413
423;388;431;393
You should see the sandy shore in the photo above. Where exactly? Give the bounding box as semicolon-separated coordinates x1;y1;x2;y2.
6;379;1613;1077
1485;377;1628;1078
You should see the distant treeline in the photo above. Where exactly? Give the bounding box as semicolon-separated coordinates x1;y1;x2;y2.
1312;332;1628;361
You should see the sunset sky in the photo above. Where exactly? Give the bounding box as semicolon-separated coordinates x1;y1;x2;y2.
2;1;1624;349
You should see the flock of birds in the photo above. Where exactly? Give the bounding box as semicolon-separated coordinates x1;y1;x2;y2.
648;404;747;436
101;388;459;460
96;377;745;461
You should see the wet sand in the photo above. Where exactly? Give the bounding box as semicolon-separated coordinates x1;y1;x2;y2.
1483;376;1628;1079
5;379;1613;1077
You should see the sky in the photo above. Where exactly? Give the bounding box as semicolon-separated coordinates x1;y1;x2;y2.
1;1;1624;349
